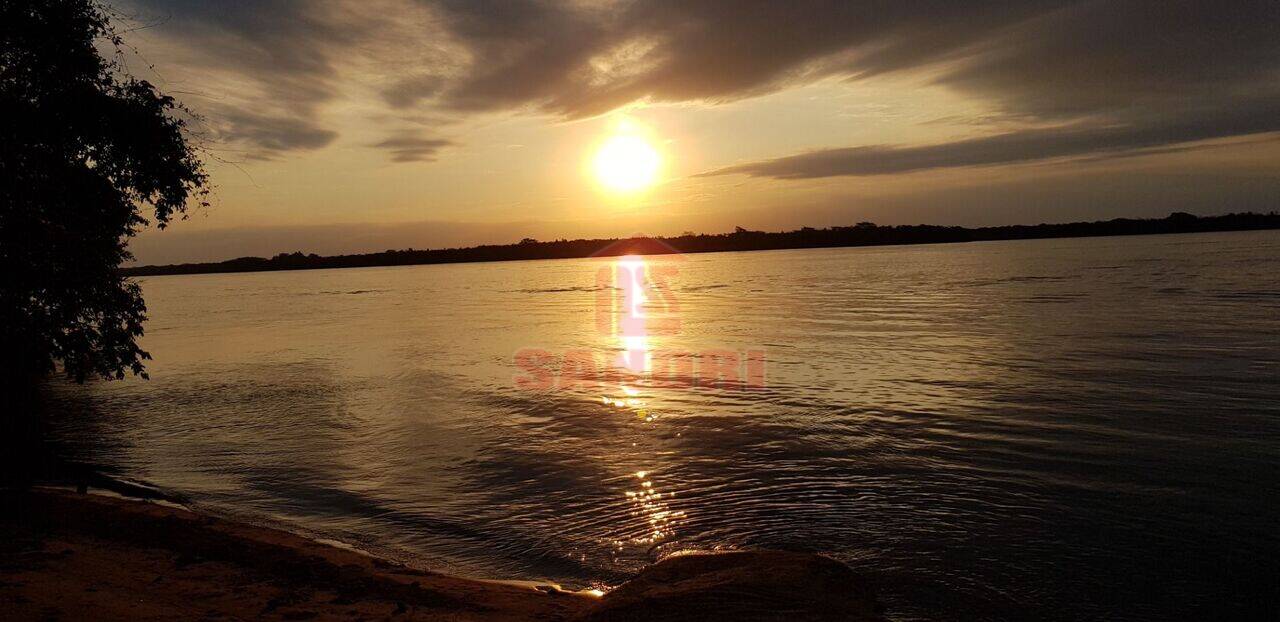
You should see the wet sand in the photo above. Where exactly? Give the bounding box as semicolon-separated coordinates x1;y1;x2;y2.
0;489;881;621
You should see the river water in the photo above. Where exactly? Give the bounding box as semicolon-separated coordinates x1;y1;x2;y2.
43;231;1280;620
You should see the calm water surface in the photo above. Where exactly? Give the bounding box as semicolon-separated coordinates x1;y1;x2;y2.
45;231;1280;620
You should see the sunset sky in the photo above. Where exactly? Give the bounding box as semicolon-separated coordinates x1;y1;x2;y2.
118;0;1280;264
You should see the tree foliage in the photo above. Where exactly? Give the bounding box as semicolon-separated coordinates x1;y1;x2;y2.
1;0;207;382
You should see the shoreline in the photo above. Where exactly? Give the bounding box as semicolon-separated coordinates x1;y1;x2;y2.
1;488;883;621
123;213;1280;277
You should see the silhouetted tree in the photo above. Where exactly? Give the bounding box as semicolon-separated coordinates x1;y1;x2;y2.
1;0;208;384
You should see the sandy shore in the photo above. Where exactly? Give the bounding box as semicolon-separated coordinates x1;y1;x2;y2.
0;489;882;621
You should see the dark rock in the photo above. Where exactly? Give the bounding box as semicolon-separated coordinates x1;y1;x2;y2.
576;550;883;622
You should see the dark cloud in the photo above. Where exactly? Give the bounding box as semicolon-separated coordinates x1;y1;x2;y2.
424;0;614;113
409;0;1280;171
215;109;339;158
128;0;349;78
372;133;453;162
701;103;1280;178
127;0;1280;169
383;74;447;109
204;106;337;160
415;1;1061;116
416;1;1280;119
933;1;1280;121
123;0;358;157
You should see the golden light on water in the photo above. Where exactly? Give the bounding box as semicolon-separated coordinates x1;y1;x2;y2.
602;255;656;420
597;253;685;548
615;255;652;375
623;470;685;545
592;123;661;194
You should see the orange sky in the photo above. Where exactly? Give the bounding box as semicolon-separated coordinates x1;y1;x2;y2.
118;1;1280;264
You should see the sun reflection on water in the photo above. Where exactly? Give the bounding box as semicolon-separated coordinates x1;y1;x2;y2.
624;470;684;545
615;255;652;375
601;254;684;551
601;385;655;421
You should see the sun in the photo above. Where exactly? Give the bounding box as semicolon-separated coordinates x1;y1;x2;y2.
593;132;661;194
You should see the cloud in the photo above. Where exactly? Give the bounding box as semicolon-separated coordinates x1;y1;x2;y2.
931;1;1280;121
122;0;1280;168
382;74;447;109
701;104;1280;178
213;109;339;157
372;133;453;162
419;0;1280;166
122;0;363;158
478;2;1275;118
416;1;1048;116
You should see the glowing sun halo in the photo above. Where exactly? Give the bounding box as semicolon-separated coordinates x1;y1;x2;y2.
593;133;660;193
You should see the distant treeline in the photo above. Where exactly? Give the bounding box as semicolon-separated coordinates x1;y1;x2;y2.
124;211;1280;277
